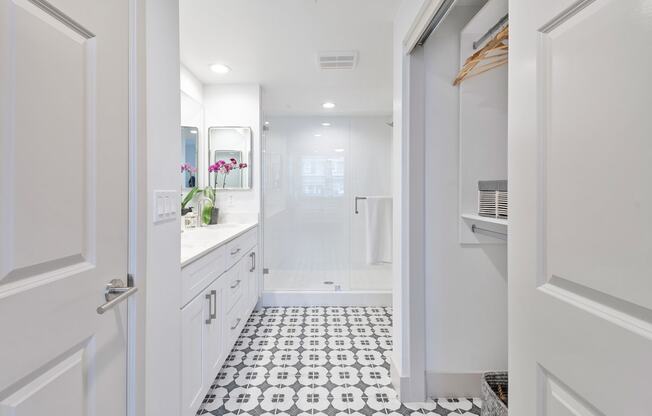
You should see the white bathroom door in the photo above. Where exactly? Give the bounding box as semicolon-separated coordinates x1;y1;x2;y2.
509;0;652;415
0;0;130;415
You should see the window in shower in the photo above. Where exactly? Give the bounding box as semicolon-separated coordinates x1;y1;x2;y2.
262;116;392;292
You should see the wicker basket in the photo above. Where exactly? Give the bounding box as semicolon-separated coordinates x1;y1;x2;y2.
481;372;508;416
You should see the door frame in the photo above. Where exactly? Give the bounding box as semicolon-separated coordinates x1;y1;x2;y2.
127;0;142;415
390;0;445;402
127;1;183;415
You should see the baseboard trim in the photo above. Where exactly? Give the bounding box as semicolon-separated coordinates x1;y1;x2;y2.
389;356;427;402
261;291;392;307
425;372;483;398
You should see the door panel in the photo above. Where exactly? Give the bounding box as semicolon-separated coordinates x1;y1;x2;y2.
6;0;94;281
0;0;129;414
510;0;652;414
0;346;89;415
540;370;602;416
541;0;652;309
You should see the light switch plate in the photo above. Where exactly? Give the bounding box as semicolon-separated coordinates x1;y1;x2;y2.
153;190;178;224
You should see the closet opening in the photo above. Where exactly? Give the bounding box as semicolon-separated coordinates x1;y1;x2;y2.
398;0;508;400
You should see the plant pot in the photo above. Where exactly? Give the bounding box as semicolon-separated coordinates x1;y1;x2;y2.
481;372;508;416
209;207;219;225
181;207;193;216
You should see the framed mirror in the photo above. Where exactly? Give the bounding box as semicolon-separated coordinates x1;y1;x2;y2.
181;126;199;189
208;126;252;190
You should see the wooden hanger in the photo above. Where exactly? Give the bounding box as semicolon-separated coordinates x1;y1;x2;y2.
453;25;508;86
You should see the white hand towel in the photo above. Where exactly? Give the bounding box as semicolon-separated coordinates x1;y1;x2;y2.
365;196;393;264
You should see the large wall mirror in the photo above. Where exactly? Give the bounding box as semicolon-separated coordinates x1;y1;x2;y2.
181;126;199;189
208;126;252;190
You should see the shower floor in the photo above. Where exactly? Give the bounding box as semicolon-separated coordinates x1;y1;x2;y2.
264;270;392;292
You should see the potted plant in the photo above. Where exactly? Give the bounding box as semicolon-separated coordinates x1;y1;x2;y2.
181;187;198;216
200;187;219;225
201;158;248;224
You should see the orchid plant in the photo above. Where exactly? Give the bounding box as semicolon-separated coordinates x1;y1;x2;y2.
180;163;197;174
208;158;248;189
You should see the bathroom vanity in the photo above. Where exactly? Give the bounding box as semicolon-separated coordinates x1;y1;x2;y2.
180;223;259;416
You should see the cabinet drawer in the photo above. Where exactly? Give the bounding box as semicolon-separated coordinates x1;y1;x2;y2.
225;227;257;269
226;302;247;344
225;266;246;313
181;245;226;307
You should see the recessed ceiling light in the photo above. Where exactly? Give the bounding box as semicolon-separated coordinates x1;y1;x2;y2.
334;148;345;152
210;63;231;74
322;102;336;109
190;130;198;134
321;122;331;127
264;121;270;126
314;134;322;137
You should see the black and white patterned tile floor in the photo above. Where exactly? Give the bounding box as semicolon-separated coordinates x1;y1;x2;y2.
198;306;482;416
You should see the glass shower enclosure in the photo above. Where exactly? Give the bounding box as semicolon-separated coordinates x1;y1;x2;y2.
262;116;392;293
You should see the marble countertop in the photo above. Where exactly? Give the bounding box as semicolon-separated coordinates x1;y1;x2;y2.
181;222;257;267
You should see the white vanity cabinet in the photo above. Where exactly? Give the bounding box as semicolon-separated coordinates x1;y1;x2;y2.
180;225;259;416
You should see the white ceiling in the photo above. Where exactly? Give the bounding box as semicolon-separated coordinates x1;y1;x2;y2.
179;0;399;116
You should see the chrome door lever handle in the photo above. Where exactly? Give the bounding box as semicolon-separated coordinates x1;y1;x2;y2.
97;279;138;315
230;318;241;330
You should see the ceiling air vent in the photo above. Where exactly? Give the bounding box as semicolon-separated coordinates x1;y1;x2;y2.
317;51;358;70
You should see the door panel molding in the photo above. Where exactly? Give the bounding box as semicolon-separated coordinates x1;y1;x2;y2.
17;0;95;39
537;365;605;416
539;276;652;340
0;337;95;413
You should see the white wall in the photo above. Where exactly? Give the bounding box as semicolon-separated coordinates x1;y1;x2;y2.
422;4;507;396
134;1;182;415
180;66;203;130
203;84;262;217
180;65;203;104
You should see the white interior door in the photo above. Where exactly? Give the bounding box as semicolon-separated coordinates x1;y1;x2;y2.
0;0;130;415
510;0;652;415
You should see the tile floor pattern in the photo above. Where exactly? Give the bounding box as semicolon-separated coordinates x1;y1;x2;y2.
198;306;482;416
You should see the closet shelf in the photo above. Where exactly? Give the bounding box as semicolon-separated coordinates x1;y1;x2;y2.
461;213;508;228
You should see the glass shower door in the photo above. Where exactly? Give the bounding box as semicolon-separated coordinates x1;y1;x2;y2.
262;115;393;292
263;116;351;291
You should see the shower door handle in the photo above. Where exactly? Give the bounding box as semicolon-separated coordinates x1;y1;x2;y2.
354;196;367;214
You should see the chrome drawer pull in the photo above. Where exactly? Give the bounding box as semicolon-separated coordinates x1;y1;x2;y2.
205;290;218;324
205;293;212;324
249;252;256;272
230;318;241;330
230;279;241;289
210;290;217;320
230;248;241;255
